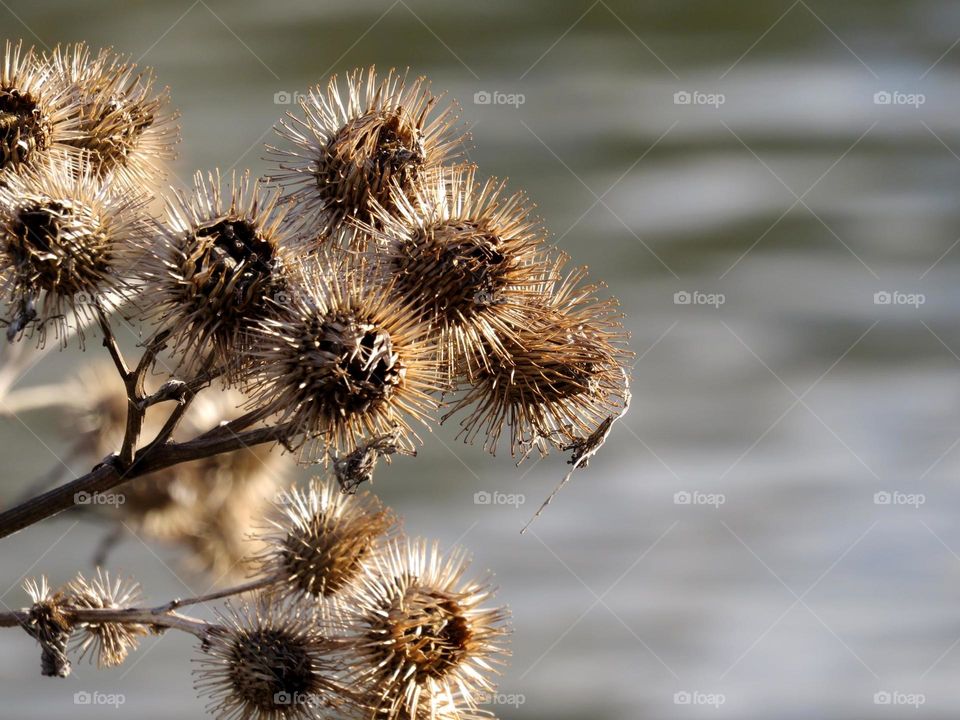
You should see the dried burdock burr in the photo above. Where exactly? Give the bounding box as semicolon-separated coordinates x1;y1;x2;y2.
0;154;152;345
244;252;441;459
448;255;632;457
256;476;397;603
22;577;73;678
267;66;463;244
48;43;180;189
0;40;78;176
344;538;509;720
362;164;555;377
65;569;148;669
139;169;298;377
194;599;353;720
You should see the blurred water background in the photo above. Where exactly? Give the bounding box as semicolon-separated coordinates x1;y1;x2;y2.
3;0;960;717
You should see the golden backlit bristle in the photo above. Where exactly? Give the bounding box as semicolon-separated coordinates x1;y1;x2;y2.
362;165;556;377
0;40;79;176
48;43;180;189
244;252;441;459
344;538;510;720
194;599;353;720
267;66;464;245
257;476;398;603
140;170;299;377
0;154;151;345
448;256;631;457
65;569;148;669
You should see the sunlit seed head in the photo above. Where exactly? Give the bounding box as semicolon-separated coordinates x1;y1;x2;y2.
194;600;352;720
0;154;152;346
267;67;464;245
258;476;398;603
447;255;632;457
22;576;73;678
65;569;148;669
48;43;180;189
140;169;298;378
363;165;555;377
0;41;79;175
244;253;441;459
345;539;510;720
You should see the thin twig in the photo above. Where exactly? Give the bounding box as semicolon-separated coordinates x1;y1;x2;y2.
159;576;277;612
0;422;293;540
0;607;217;640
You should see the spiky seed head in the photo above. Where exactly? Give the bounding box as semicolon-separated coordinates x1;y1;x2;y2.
48;43;180;189
258;476;397;603
0;154;152;346
267;66;463;244
344;539;510;720
65;569;148;669
0;40;79;175
22;576;73;678
447;256;632;457
363;165;555;376
140;169;298;377
244;253;441;459
194;600;352;720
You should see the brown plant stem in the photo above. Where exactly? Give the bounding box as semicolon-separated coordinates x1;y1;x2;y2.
0;422;293;540
0;575;280;641
96;308;170;468
0;606;217;640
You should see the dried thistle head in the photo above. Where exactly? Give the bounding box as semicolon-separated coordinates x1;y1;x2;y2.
195;599;352;720
447;256;632;457
140;170;298;377
344;539;510;720
22;576;73;678
257;476;398;603
0;40;78;176
0;154;152;345
49;43;180;189
364;165;554;376
244;253;441;459
267;67;463;244
65;569;147;669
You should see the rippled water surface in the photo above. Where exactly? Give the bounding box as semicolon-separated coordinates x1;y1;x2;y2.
3;1;960;718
